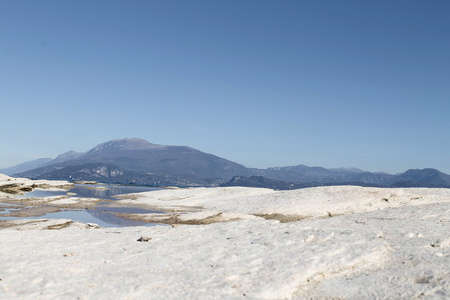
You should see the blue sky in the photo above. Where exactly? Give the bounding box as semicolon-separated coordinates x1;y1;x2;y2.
1;1;449;174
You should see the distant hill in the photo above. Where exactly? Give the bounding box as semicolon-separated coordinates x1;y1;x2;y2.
220;176;383;190
15;138;251;186
0;157;53;175
221;176;314;190
222;168;450;190
250;164;396;186
7;137;450;188
390;168;450;187
0;151;84;176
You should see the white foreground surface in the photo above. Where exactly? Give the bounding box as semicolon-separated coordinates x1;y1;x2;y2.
0;185;449;299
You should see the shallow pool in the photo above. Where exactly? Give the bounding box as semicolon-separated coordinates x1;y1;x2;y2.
0;184;165;227
20;183;160;200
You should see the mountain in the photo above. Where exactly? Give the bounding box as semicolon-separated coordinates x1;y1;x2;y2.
15;138;251;186
51;151;84;164
0;151;84;175
250;164;396;186
223;168;450;190
221;176;383;190
31;163;190;186
7;138;450;189
221;176;316;190
390;168;450;187
0;157;53;175
221;168;450;190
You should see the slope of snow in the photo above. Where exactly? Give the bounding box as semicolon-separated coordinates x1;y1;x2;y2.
0;185;449;299
115;185;450;222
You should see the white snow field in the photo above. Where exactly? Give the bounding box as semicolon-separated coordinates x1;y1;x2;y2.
0;176;449;299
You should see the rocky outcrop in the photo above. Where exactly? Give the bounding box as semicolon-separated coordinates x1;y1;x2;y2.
0;174;73;195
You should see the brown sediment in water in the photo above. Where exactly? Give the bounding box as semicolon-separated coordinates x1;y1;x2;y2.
105;201;204;214
32;183;73;190
0;219;49;229
0;204;23;211
2;206;61;217
0;196;106;220
0;178;166;226
0;219;99;230
113;212;240;225
1;196;104;208
253;213;309;223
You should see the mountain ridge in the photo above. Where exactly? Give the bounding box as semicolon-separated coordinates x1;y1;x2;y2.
3;138;450;188
11;138;251;186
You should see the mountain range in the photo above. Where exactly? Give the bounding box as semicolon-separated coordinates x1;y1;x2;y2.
2;138;450;189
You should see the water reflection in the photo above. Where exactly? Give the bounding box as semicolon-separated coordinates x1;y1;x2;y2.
59;210;158;227
21;184;160;200
69;184;160;200
0;184;164;227
0;203;23;215
86;209;155;227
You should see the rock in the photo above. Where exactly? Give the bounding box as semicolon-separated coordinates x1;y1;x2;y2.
137;236;151;242
0;174;73;194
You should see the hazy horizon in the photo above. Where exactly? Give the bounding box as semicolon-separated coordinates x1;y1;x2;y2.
0;136;440;175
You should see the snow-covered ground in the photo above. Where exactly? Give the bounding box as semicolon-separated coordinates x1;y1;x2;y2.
114;185;450;224
0;176;449;299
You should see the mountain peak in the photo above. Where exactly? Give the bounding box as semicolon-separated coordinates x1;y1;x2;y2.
395;168;450;187
403;168;440;174
87;138;165;154
55;151;83;159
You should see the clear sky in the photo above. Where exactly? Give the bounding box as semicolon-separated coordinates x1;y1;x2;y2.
1;1;449;174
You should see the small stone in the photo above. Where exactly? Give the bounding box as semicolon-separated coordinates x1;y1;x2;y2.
415;276;430;284
137;236;151;242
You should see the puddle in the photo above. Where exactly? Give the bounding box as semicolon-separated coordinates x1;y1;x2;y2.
0;203;24;215
94;205;160;214
19;184;160;200
85;209;159;227
0;210;159;227
0;184;165;227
